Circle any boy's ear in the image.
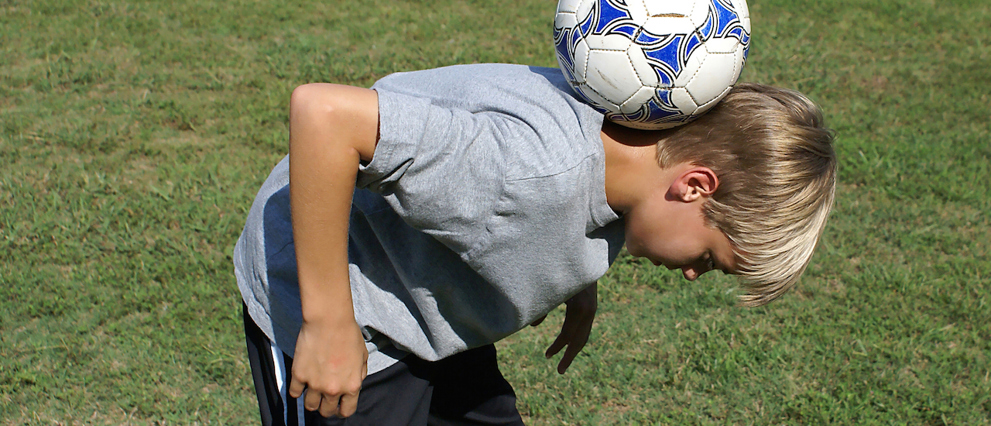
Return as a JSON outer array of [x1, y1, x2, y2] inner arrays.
[[670, 167, 719, 202]]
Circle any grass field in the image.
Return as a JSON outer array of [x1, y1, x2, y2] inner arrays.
[[1, 0, 989, 424]]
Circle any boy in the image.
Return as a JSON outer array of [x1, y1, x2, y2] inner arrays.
[[233, 64, 836, 425]]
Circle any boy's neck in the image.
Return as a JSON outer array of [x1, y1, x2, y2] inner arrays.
[[600, 121, 675, 214]]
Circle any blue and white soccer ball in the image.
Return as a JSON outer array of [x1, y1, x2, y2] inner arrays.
[[554, 0, 751, 129]]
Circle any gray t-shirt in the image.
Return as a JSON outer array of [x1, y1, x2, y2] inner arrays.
[[233, 64, 626, 374]]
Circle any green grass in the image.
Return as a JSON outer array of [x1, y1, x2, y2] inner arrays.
[[1, 0, 989, 424]]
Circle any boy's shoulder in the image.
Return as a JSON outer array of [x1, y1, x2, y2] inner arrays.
[[373, 64, 566, 96], [370, 64, 608, 182], [372, 64, 585, 117]]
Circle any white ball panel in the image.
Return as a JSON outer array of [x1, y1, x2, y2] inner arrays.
[[578, 84, 621, 113], [640, 16, 697, 37], [555, 12, 578, 30], [731, 44, 745, 83], [704, 37, 742, 54], [557, 0, 583, 14], [643, 0, 696, 19], [585, 33, 632, 51], [620, 87, 657, 114], [585, 49, 642, 103], [686, 0, 712, 29], [625, 0, 649, 24], [673, 46, 707, 87], [627, 45, 658, 87], [670, 87, 699, 115], [686, 50, 739, 105], [693, 84, 732, 115], [573, 37, 591, 82], [576, 0, 595, 24]]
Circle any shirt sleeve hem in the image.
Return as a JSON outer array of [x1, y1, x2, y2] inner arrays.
[[357, 89, 432, 187]]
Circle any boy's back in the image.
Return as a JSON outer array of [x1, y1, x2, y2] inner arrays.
[[234, 64, 625, 375]]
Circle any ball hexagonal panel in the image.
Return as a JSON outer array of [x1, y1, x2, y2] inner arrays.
[[585, 48, 642, 104]]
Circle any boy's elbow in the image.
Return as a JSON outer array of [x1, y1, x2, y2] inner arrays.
[[288, 83, 350, 154], [290, 83, 342, 122], [288, 83, 380, 161]]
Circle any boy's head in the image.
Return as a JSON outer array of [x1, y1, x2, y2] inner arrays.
[[653, 83, 837, 306]]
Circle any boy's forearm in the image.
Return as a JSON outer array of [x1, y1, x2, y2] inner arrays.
[[288, 83, 379, 324]]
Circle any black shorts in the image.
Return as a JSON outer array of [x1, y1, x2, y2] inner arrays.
[[243, 304, 526, 426]]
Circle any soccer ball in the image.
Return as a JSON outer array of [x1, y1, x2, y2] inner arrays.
[[554, 0, 751, 130]]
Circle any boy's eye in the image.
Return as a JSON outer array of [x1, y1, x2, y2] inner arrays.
[[704, 252, 716, 271]]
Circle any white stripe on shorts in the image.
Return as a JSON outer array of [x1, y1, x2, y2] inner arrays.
[[269, 342, 305, 426], [270, 344, 288, 425]]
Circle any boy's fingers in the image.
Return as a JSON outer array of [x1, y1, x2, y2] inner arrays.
[[546, 284, 597, 370], [545, 317, 578, 357], [303, 388, 323, 412], [552, 299, 595, 373], [288, 376, 306, 399], [557, 341, 584, 374], [545, 336, 566, 358], [557, 328, 590, 374], [547, 303, 594, 357], [318, 394, 339, 418], [339, 392, 360, 417]]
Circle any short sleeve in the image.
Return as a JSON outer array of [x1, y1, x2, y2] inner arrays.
[[356, 91, 431, 191], [355, 89, 514, 257]]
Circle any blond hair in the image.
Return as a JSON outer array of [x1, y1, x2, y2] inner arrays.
[[656, 83, 837, 306]]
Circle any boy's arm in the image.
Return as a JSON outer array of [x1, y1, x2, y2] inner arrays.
[[285, 83, 379, 418]]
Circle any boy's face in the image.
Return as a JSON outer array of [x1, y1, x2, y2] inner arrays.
[[622, 168, 738, 280]]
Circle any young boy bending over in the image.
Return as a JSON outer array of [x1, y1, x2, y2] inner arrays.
[[233, 64, 836, 425]]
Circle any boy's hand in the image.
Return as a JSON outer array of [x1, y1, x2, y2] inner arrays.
[[288, 318, 368, 418], [537, 282, 598, 374]]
